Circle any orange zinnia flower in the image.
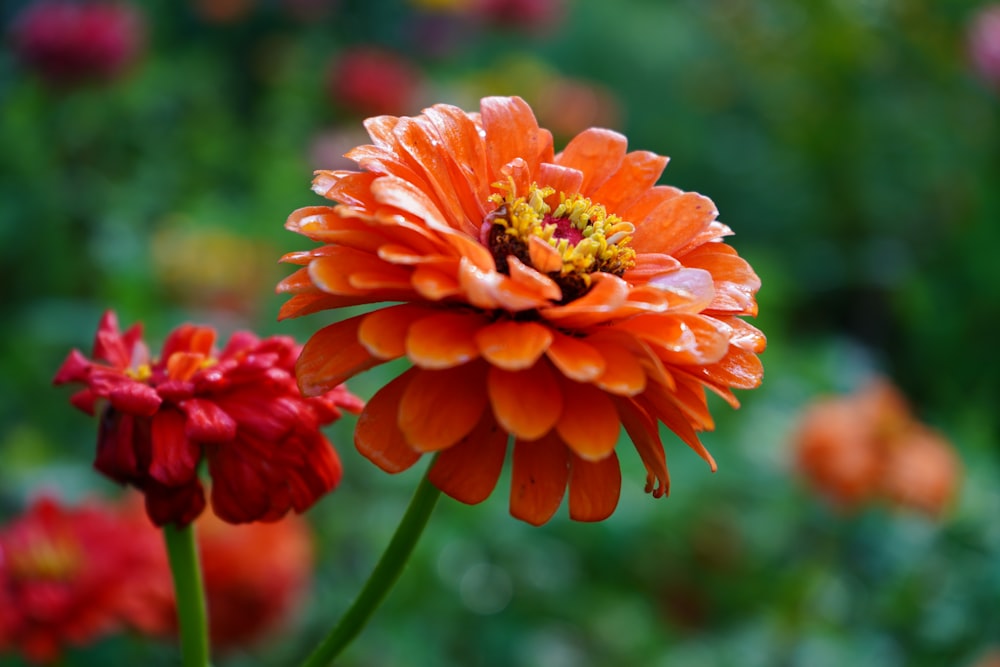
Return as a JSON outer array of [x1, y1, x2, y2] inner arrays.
[[279, 96, 765, 525], [793, 379, 962, 517]]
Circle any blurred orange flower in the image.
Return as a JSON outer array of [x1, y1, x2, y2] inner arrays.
[[139, 506, 315, 650], [279, 96, 765, 525], [793, 379, 961, 517], [0, 497, 166, 665]]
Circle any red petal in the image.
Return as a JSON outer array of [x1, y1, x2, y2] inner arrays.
[[296, 315, 384, 396], [182, 398, 237, 443], [109, 381, 162, 416], [428, 411, 509, 505], [568, 450, 622, 522], [615, 397, 670, 498], [149, 409, 202, 486], [355, 370, 422, 473], [509, 432, 569, 526]]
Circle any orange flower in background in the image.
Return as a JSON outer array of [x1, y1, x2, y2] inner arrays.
[[54, 311, 364, 526], [138, 505, 315, 650], [279, 96, 765, 525], [792, 379, 962, 517], [0, 497, 167, 664]]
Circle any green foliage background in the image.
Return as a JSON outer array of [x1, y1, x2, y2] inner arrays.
[[1, 0, 998, 665]]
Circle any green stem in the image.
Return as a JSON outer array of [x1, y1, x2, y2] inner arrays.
[[163, 522, 211, 667], [301, 465, 442, 667]]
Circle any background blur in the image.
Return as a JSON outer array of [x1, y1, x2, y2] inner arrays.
[[2, 0, 999, 665]]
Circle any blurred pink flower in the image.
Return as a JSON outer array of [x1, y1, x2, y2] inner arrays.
[[969, 4, 1000, 89], [9, 1, 144, 85], [326, 47, 423, 117]]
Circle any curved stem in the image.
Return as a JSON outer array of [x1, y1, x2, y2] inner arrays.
[[301, 466, 442, 667], [163, 522, 211, 667]]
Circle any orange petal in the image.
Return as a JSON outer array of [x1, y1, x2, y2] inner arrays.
[[393, 116, 469, 233], [590, 151, 668, 213], [681, 244, 761, 315], [637, 391, 716, 471], [555, 378, 621, 461], [586, 332, 647, 396], [428, 411, 509, 505], [617, 313, 731, 366], [412, 264, 462, 300], [279, 293, 377, 321], [422, 105, 491, 222], [475, 320, 553, 371], [568, 450, 622, 522], [399, 363, 489, 451], [358, 304, 434, 359], [554, 128, 627, 195], [308, 248, 413, 298], [488, 361, 563, 441], [509, 432, 569, 526], [296, 316, 384, 396], [631, 192, 718, 256], [540, 273, 630, 327], [481, 96, 554, 179], [641, 267, 716, 313], [537, 162, 584, 199], [545, 330, 606, 382], [406, 312, 485, 369], [700, 345, 764, 390], [355, 370, 421, 473], [618, 184, 683, 222], [507, 256, 562, 302], [615, 397, 669, 498], [528, 235, 563, 272]]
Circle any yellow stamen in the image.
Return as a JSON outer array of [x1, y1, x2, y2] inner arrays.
[[8, 536, 82, 581], [487, 181, 636, 288]]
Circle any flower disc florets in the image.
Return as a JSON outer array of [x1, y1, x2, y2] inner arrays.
[[485, 182, 636, 301]]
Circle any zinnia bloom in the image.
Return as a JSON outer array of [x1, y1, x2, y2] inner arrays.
[[0, 496, 167, 664], [138, 505, 315, 649], [10, 1, 144, 85], [54, 311, 363, 526], [793, 379, 961, 517], [279, 96, 765, 525]]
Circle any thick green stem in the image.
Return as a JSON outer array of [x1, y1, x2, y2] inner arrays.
[[301, 466, 442, 667], [163, 522, 211, 667]]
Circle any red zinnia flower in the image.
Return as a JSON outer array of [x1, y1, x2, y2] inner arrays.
[[0, 496, 166, 664], [54, 311, 363, 526], [9, 1, 144, 85], [279, 96, 765, 525], [326, 47, 423, 118]]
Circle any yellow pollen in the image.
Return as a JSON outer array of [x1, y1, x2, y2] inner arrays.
[[127, 363, 152, 381], [8, 536, 82, 581], [487, 181, 636, 284]]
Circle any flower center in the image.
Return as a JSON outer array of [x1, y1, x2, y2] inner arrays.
[[484, 182, 636, 301], [7, 534, 82, 582]]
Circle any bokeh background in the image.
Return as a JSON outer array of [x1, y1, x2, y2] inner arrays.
[[2, 0, 999, 665]]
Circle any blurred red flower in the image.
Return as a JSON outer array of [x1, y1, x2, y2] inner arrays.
[[793, 379, 962, 517], [9, 1, 144, 85], [0, 496, 166, 664], [969, 4, 1000, 90], [139, 506, 315, 649], [279, 96, 765, 525], [326, 47, 423, 118], [54, 311, 363, 526]]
